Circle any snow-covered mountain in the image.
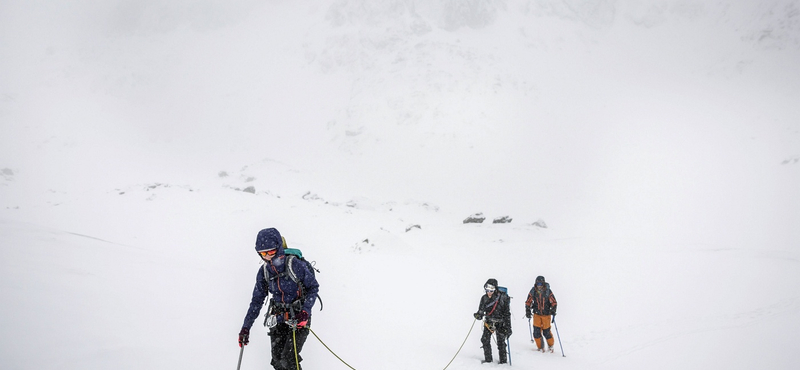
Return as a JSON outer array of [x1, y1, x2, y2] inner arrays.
[[1, 1, 799, 369]]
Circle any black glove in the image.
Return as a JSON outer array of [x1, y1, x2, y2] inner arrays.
[[525, 310, 532, 319], [473, 312, 483, 320], [238, 327, 250, 347], [295, 310, 309, 328]]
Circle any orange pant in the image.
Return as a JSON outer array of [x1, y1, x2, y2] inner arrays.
[[532, 314, 554, 349], [533, 314, 551, 330]]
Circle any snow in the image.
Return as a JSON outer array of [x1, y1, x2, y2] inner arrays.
[[2, 0, 799, 369]]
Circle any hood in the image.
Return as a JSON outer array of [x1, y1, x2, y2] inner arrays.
[[535, 276, 547, 290], [255, 228, 285, 258]]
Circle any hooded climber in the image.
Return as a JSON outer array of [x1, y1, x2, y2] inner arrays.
[[238, 228, 320, 370], [473, 278, 512, 364], [525, 276, 557, 353]]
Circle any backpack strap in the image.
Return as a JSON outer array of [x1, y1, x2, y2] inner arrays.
[[286, 255, 299, 284], [485, 296, 500, 316], [262, 257, 298, 284], [263, 254, 324, 312]]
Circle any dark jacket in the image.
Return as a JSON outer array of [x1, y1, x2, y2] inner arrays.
[[477, 290, 512, 334], [242, 229, 320, 329], [525, 283, 557, 316]]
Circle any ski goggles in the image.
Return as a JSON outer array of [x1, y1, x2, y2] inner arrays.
[[258, 249, 278, 257], [484, 284, 496, 292]]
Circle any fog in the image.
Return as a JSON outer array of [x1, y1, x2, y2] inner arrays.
[[1, 2, 799, 367]]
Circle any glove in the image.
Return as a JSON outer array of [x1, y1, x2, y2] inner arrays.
[[525, 310, 532, 319], [551, 312, 556, 322], [295, 310, 309, 328], [238, 327, 250, 347], [473, 312, 483, 320]]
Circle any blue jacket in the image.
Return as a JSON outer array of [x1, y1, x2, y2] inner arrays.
[[242, 229, 320, 329]]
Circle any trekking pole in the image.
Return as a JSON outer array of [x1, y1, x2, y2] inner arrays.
[[236, 345, 244, 370], [507, 337, 512, 366], [528, 318, 534, 342], [553, 317, 565, 357]]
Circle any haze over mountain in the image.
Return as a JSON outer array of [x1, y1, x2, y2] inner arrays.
[[3, 0, 798, 246], [1, 1, 799, 369]]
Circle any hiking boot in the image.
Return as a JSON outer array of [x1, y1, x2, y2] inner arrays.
[[481, 358, 493, 364], [548, 346, 554, 353]]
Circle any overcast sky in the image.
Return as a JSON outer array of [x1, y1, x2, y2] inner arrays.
[[2, 0, 798, 247]]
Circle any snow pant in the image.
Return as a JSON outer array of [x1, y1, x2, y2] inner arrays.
[[268, 323, 309, 370], [532, 314, 554, 349], [481, 321, 508, 363]]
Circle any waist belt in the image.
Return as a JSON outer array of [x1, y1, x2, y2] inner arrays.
[[270, 299, 302, 313]]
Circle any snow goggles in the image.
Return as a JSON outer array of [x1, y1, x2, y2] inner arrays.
[[259, 249, 278, 257], [484, 284, 496, 292]]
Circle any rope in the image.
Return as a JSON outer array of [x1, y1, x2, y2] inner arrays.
[[307, 318, 477, 370], [308, 328, 358, 370], [441, 317, 478, 370], [293, 328, 301, 370]]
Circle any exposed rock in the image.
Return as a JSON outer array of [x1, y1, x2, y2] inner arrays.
[[1, 168, 13, 182], [463, 212, 485, 224], [405, 224, 421, 232], [302, 192, 323, 201], [492, 216, 512, 224], [532, 219, 548, 228], [242, 186, 256, 194]]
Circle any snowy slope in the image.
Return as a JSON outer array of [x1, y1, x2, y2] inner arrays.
[[1, 0, 799, 369]]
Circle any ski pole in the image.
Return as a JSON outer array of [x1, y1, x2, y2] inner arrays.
[[553, 317, 565, 357], [507, 337, 512, 366], [236, 345, 244, 370], [528, 318, 534, 342]]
